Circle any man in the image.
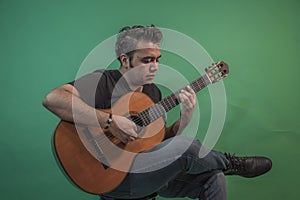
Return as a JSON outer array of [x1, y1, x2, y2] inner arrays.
[[43, 25, 272, 200]]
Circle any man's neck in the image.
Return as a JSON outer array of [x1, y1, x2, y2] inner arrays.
[[118, 68, 143, 92]]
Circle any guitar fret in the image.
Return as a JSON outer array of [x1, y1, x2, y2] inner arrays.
[[140, 110, 150, 125], [145, 109, 152, 124], [158, 104, 166, 116], [198, 79, 204, 91], [193, 76, 205, 93], [148, 107, 156, 123], [191, 82, 198, 92], [153, 104, 163, 121], [203, 74, 211, 85], [135, 113, 146, 125], [171, 93, 179, 107], [167, 94, 177, 111], [164, 96, 171, 112], [160, 100, 169, 113], [153, 104, 161, 118]]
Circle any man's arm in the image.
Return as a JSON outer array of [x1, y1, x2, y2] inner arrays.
[[164, 85, 196, 139], [42, 84, 108, 127], [42, 84, 138, 143]]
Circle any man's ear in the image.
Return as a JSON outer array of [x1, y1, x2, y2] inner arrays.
[[119, 54, 129, 68]]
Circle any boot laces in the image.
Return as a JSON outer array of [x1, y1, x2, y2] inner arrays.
[[225, 153, 246, 172]]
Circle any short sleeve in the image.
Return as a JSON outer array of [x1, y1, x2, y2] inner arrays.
[[142, 84, 162, 103], [68, 70, 106, 108]]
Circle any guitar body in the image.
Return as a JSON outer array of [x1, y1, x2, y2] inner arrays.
[[53, 92, 166, 194]]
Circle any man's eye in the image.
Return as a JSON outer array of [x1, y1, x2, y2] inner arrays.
[[141, 57, 160, 64], [142, 59, 152, 64]]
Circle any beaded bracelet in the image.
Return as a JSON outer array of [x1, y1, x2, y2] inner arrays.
[[104, 113, 113, 129]]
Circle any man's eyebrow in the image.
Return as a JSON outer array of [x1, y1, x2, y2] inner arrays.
[[141, 55, 162, 59]]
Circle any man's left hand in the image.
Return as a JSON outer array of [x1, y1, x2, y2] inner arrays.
[[178, 85, 196, 130]]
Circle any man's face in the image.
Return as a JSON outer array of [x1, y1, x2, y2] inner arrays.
[[126, 40, 161, 86]]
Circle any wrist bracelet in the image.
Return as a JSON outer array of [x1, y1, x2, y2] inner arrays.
[[104, 113, 113, 129]]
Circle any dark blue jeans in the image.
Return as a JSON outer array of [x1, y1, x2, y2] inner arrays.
[[102, 136, 229, 200]]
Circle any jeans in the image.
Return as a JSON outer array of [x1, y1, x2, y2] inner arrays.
[[101, 136, 229, 200]]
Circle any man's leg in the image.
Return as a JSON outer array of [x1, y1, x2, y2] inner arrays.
[[102, 136, 228, 199], [102, 136, 271, 199], [158, 171, 227, 200]]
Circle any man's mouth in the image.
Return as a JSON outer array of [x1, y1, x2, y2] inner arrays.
[[146, 74, 156, 78]]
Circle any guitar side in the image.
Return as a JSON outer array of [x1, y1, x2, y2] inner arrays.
[[53, 121, 129, 194]]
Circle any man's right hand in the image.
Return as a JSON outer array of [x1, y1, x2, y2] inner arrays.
[[107, 115, 138, 144]]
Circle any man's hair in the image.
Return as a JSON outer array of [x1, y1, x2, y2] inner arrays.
[[115, 25, 163, 62]]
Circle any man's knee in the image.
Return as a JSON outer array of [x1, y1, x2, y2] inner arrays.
[[213, 172, 226, 187], [202, 172, 227, 200]]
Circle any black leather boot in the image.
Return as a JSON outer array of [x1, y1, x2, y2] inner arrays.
[[224, 153, 272, 178]]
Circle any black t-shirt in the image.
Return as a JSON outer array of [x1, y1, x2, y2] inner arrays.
[[69, 69, 162, 109]]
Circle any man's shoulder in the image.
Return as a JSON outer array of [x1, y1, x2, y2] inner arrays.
[[143, 83, 161, 103], [69, 69, 118, 86], [93, 69, 122, 80], [143, 83, 160, 91]]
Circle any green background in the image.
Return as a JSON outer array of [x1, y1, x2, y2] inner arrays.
[[1, 0, 299, 199]]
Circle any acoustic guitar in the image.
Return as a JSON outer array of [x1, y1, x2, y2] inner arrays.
[[53, 61, 229, 194]]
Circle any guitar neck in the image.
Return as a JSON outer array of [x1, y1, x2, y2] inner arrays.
[[138, 74, 211, 126], [159, 74, 211, 112]]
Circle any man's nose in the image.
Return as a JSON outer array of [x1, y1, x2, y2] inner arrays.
[[149, 61, 158, 72]]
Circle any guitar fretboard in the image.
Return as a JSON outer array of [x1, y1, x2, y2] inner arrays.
[[135, 74, 211, 126]]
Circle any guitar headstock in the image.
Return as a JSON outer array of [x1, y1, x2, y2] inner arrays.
[[205, 61, 229, 83]]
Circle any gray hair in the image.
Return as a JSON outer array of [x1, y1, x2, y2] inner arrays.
[[115, 25, 163, 62]]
